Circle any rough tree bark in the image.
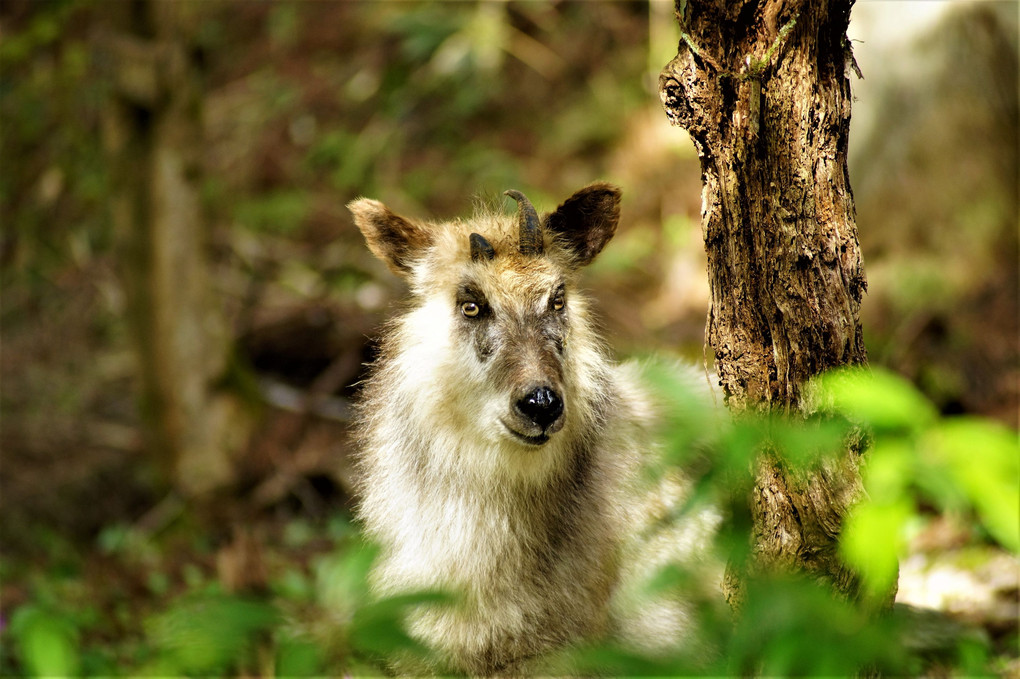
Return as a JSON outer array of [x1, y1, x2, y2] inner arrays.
[[102, 0, 238, 496], [658, 0, 872, 603]]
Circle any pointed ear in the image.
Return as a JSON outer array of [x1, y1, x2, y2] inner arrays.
[[348, 198, 431, 276], [544, 182, 621, 267]]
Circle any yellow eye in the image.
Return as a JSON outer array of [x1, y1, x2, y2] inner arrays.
[[461, 301, 481, 318], [551, 294, 565, 311]]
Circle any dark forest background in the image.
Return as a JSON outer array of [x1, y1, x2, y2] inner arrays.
[[1, 1, 1016, 675]]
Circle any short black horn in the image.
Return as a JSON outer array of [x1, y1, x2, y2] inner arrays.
[[469, 232, 495, 262], [504, 189, 543, 256]]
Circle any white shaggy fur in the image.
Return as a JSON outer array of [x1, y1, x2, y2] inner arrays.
[[348, 185, 719, 675]]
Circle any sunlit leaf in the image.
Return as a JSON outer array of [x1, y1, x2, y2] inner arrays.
[[841, 498, 913, 601], [814, 367, 938, 432], [717, 419, 768, 475], [861, 439, 913, 503], [9, 605, 79, 678], [927, 418, 1020, 551]]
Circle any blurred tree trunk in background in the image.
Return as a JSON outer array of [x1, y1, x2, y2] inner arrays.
[[102, 0, 237, 496], [659, 0, 874, 604]]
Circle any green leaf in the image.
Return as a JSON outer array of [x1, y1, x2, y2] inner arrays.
[[9, 605, 80, 678], [814, 367, 938, 432], [547, 641, 691, 676], [145, 593, 279, 675], [861, 439, 914, 504], [635, 357, 725, 465], [927, 418, 1020, 551], [841, 498, 913, 601], [315, 541, 379, 616], [271, 567, 313, 601], [764, 414, 851, 468], [349, 591, 452, 663], [640, 562, 695, 598], [275, 633, 326, 676], [729, 576, 913, 676]]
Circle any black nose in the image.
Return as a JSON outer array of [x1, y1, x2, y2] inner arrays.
[[515, 386, 563, 430]]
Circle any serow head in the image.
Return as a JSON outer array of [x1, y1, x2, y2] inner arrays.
[[348, 183, 621, 448]]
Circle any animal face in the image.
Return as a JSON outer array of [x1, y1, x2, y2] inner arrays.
[[452, 251, 570, 445], [349, 184, 621, 453]]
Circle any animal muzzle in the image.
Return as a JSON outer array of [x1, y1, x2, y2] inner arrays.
[[504, 384, 565, 446]]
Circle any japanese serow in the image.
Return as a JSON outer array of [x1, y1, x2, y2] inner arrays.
[[348, 184, 712, 675]]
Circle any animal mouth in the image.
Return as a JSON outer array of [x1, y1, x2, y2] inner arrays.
[[501, 421, 551, 446]]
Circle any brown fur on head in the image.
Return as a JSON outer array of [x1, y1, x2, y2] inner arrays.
[[349, 184, 622, 460], [349, 182, 620, 277]]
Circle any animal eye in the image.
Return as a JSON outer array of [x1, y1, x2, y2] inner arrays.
[[461, 301, 481, 318], [551, 293, 565, 311]]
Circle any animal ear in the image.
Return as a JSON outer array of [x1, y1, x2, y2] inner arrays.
[[348, 198, 431, 276], [544, 182, 621, 267]]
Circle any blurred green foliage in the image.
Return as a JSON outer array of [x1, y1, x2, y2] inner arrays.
[[4, 366, 1015, 676], [816, 370, 1019, 604], [1, 0, 110, 292], [142, 594, 279, 675], [7, 605, 81, 678], [2, 519, 439, 676]]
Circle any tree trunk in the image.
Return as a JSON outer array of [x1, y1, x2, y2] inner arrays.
[[102, 0, 238, 496], [658, 0, 871, 602]]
